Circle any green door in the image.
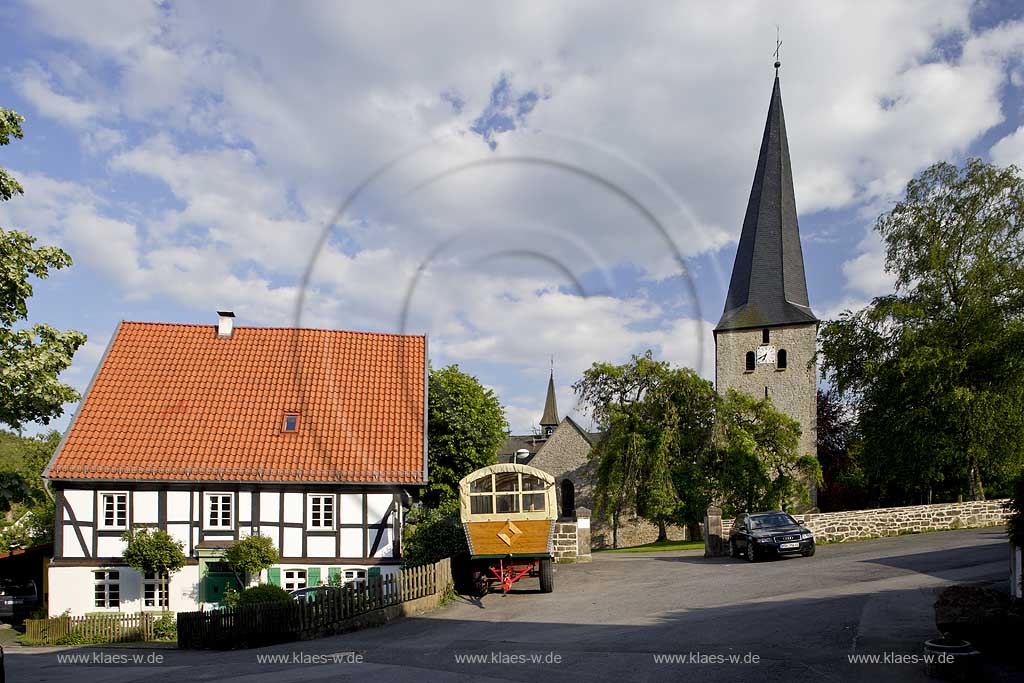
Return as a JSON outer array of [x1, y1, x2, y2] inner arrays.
[[200, 560, 241, 604]]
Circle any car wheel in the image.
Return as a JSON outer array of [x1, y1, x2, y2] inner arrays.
[[747, 543, 757, 562], [802, 545, 815, 558], [729, 540, 738, 558]]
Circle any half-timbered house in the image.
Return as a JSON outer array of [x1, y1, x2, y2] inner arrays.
[[43, 313, 427, 615]]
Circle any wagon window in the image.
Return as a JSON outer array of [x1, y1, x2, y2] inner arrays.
[[471, 495, 494, 514], [495, 492, 520, 513], [470, 475, 493, 493], [522, 474, 546, 491], [495, 472, 519, 491], [523, 493, 545, 512]]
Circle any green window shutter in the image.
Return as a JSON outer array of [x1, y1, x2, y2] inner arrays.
[[368, 567, 381, 578], [267, 567, 281, 586], [328, 567, 341, 584], [307, 567, 321, 587]]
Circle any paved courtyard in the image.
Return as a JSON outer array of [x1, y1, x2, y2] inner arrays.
[[5, 527, 1015, 682]]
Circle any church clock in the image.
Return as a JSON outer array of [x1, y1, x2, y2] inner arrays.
[[755, 345, 776, 364]]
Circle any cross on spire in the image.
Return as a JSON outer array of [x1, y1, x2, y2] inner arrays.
[[774, 25, 782, 73]]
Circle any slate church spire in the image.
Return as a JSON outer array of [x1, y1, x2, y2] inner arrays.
[[540, 367, 559, 437], [716, 68, 817, 331]]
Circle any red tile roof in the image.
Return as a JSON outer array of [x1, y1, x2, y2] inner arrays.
[[46, 322, 426, 483]]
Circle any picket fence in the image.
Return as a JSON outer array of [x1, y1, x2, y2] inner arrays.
[[24, 612, 164, 645], [177, 559, 450, 649]]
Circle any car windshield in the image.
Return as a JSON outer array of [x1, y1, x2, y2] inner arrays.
[[749, 513, 796, 529], [0, 580, 35, 596]]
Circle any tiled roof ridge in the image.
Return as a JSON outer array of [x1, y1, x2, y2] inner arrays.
[[119, 320, 425, 338]]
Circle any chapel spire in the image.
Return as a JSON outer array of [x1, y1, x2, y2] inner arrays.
[[540, 366, 559, 436], [716, 68, 816, 331]]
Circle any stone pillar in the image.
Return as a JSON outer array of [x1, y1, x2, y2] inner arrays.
[[575, 507, 592, 563], [704, 505, 724, 557]]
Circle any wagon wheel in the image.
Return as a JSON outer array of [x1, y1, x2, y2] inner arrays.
[[539, 558, 554, 593], [472, 571, 488, 597]]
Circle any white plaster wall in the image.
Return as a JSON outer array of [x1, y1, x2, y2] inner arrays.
[[261, 524, 280, 548], [167, 523, 190, 552], [307, 535, 335, 557], [239, 491, 252, 522], [166, 491, 190, 522], [133, 491, 158, 524], [340, 528, 362, 556], [283, 526, 302, 556], [48, 565, 201, 616], [369, 527, 393, 558], [192, 492, 200, 521], [339, 494, 362, 524], [283, 492, 303, 524], [64, 490, 93, 522], [96, 535, 126, 558], [260, 492, 280, 523], [62, 525, 87, 557], [367, 494, 392, 524]]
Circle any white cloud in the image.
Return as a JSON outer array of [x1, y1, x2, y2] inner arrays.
[[14, 65, 100, 127]]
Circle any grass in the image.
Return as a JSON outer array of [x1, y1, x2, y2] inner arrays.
[[599, 539, 705, 553]]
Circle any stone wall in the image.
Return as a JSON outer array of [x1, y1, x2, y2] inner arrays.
[[720, 499, 1009, 544], [552, 510, 592, 563]]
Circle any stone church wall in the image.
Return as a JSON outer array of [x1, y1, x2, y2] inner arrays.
[[719, 499, 1009, 543]]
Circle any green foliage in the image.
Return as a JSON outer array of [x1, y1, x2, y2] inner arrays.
[[222, 586, 241, 608], [152, 613, 177, 641], [225, 534, 279, 583], [1007, 472, 1024, 548], [0, 429, 60, 549], [402, 499, 467, 567], [821, 159, 1024, 504], [1, 108, 25, 201], [122, 528, 187, 578], [238, 583, 292, 605], [709, 390, 820, 516], [575, 352, 719, 542], [0, 106, 86, 429], [424, 364, 507, 507], [816, 390, 868, 511]]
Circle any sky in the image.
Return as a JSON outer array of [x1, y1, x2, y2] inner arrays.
[[2, 0, 1024, 437]]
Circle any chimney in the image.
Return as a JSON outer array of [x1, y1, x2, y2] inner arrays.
[[217, 310, 236, 337]]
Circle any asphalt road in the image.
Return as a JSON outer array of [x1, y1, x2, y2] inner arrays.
[[5, 528, 1014, 682]]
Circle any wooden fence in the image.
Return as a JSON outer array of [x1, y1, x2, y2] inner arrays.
[[24, 612, 161, 645], [178, 559, 451, 649]]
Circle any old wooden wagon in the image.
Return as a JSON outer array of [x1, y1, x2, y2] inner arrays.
[[458, 463, 557, 594]]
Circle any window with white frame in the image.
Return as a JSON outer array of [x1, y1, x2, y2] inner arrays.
[[283, 569, 307, 591], [343, 569, 366, 586], [308, 495, 335, 528], [143, 572, 168, 608], [94, 570, 120, 608], [205, 493, 233, 529], [99, 492, 128, 529]]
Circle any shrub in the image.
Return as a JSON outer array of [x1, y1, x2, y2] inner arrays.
[[1007, 472, 1024, 548], [225, 535, 279, 584], [152, 613, 177, 641], [402, 499, 467, 567], [238, 584, 292, 605]]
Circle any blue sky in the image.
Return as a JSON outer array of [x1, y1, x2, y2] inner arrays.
[[2, 0, 1024, 436]]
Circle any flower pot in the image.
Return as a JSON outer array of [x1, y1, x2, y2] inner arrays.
[[923, 637, 979, 681]]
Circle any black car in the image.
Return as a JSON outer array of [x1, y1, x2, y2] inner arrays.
[[728, 511, 815, 561], [0, 578, 38, 624]]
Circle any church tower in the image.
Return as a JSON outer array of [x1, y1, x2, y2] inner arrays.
[[714, 66, 818, 484], [539, 370, 559, 438]]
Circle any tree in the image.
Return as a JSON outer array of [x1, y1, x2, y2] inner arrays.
[[708, 390, 820, 516], [821, 159, 1024, 503], [575, 352, 717, 545], [0, 107, 86, 429], [0, 429, 60, 549], [423, 365, 507, 507], [224, 534, 279, 586], [121, 528, 187, 610], [401, 499, 467, 567], [815, 389, 867, 512]]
